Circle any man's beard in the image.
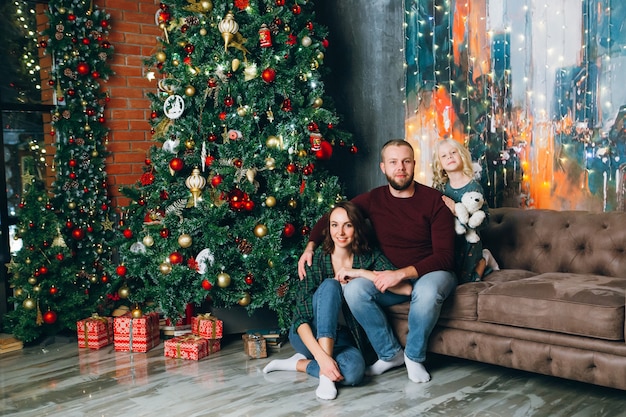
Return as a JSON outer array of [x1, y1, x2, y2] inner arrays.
[[386, 172, 414, 191]]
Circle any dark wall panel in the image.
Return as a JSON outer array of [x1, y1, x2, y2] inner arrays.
[[316, 0, 405, 197]]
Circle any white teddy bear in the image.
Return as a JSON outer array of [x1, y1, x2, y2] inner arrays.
[[454, 191, 487, 244]]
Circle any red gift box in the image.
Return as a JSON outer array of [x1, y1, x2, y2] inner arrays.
[[191, 314, 223, 339], [164, 335, 221, 360], [77, 314, 114, 349], [113, 312, 160, 352]]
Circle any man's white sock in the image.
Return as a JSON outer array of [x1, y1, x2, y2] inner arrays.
[[365, 349, 405, 376], [404, 353, 431, 383], [262, 353, 306, 373]]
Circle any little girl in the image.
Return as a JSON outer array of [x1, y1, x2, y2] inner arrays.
[[432, 138, 497, 283]]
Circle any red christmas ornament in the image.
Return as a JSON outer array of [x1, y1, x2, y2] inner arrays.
[[69, 172, 77, 180], [76, 62, 90, 76], [244, 273, 254, 285], [208, 133, 218, 142], [201, 279, 212, 290], [184, 43, 195, 54], [169, 157, 184, 171], [316, 140, 333, 160], [92, 71, 101, 79], [68, 13, 76, 21], [116, 265, 127, 276], [224, 96, 234, 107], [56, 253, 64, 261], [67, 88, 76, 96], [210, 174, 223, 187], [219, 112, 227, 120], [150, 111, 158, 119], [160, 228, 170, 238], [244, 200, 255, 211], [49, 286, 58, 295], [261, 67, 276, 83], [350, 145, 359, 154], [283, 223, 296, 238], [123, 228, 134, 239], [208, 78, 218, 88], [301, 225, 311, 236], [66, 220, 73, 228], [101, 275, 109, 283], [291, 4, 301, 14], [307, 122, 319, 132], [276, 0, 285, 5], [169, 251, 183, 264], [322, 39, 329, 48], [72, 228, 85, 240], [82, 38, 90, 45], [281, 98, 292, 112], [68, 159, 77, 168], [286, 163, 298, 173], [43, 310, 57, 325], [87, 225, 94, 233], [40, 266, 49, 275]]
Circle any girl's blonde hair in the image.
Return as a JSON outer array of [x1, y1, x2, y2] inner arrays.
[[431, 138, 475, 191]]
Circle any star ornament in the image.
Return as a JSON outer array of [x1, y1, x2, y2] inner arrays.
[[102, 215, 114, 231], [5, 258, 18, 273]]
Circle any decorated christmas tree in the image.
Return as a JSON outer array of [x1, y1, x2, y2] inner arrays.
[[108, 0, 356, 327], [4, 0, 115, 342]]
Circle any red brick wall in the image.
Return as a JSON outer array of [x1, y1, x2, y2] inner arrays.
[[102, 0, 160, 208]]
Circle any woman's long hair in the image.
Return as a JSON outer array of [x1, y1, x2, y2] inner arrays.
[[321, 201, 373, 255]]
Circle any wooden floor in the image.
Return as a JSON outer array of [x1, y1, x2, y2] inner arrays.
[[1, 333, 625, 417]]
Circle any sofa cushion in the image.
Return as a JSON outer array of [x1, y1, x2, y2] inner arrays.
[[477, 273, 626, 340]]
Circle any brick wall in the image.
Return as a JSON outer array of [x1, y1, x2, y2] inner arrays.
[[102, 0, 160, 208]]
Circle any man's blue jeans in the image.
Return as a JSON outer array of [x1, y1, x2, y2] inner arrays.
[[289, 279, 365, 386], [343, 270, 457, 363]]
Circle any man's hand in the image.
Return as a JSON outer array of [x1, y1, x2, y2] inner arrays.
[[297, 248, 315, 280], [372, 269, 405, 293]]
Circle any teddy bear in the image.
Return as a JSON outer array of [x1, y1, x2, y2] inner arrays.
[[454, 191, 487, 243]]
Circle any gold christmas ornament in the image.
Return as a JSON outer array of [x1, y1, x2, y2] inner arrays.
[[118, 286, 130, 299], [68, 202, 76, 210], [185, 167, 206, 207], [131, 306, 143, 318], [178, 233, 193, 248], [266, 135, 282, 149], [301, 36, 312, 47], [159, 262, 172, 274], [268, 259, 275, 268], [218, 12, 239, 50], [298, 149, 308, 158], [199, 28, 207, 36], [155, 51, 166, 62], [201, 0, 213, 12], [143, 235, 154, 247], [22, 297, 36, 310], [185, 138, 195, 149], [28, 277, 37, 285], [217, 272, 231, 288], [231, 58, 241, 71], [265, 157, 276, 170], [33, 285, 41, 293], [185, 86, 196, 97], [237, 106, 247, 117], [14, 288, 23, 297], [254, 224, 268, 238], [265, 196, 276, 207], [238, 292, 251, 306], [288, 199, 298, 209]]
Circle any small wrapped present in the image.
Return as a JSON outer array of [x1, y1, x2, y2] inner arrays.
[[243, 333, 267, 358], [191, 313, 223, 339], [77, 314, 114, 349], [113, 312, 160, 352], [164, 335, 221, 360]]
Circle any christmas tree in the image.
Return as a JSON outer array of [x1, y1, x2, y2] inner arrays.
[[108, 0, 356, 327], [4, 0, 116, 342]]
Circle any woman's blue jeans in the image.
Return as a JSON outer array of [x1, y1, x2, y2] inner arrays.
[[288, 279, 365, 386], [343, 270, 457, 363]]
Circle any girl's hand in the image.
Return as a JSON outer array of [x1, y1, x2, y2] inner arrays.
[[442, 195, 456, 214], [317, 352, 344, 382], [335, 268, 359, 284]]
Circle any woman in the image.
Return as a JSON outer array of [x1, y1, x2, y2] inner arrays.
[[263, 201, 407, 399]]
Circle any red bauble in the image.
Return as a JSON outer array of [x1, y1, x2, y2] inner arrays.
[[101, 275, 109, 283], [43, 310, 57, 325], [201, 279, 212, 290], [49, 286, 58, 295], [169, 251, 183, 264], [169, 157, 184, 171], [208, 133, 218, 142], [76, 62, 90, 76], [72, 228, 85, 240], [307, 122, 318, 132], [150, 111, 158, 119], [56, 253, 64, 261], [69, 172, 77, 180], [210, 174, 223, 187], [316, 140, 333, 160], [244, 273, 254, 285], [123, 228, 133, 239], [66, 220, 73, 229], [68, 159, 77, 167], [350, 145, 359, 154], [244, 200, 255, 211], [286, 163, 298, 173], [115, 265, 127, 276], [160, 228, 170, 238], [224, 96, 234, 107], [291, 4, 301, 14], [301, 225, 311, 236], [261, 68, 276, 83], [39, 266, 48, 275], [322, 39, 329, 48], [276, 0, 285, 5], [283, 223, 296, 238], [219, 112, 227, 120]]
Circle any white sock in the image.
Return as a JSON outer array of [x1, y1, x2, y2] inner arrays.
[[404, 353, 431, 383], [262, 353, 306, 373], [316, 374, 337, 400], [365, 349, 405, 376], [482, 249, 500, 271]]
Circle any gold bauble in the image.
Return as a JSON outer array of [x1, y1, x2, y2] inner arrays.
[[155, 51, 166, 62], [25, 257, 31, 264], [28, 277, 37, 285], [288, 199, 297, 209], [14, 288, 23, 297], [22, 297, 35, 310], [199, 28, 207, 36], [265, 196, 276, 207], [317, 52, 325, 61], [131, 306, 143, 318], [310, 60, 319, 70], [217, 272, 231, 288], [92, 150, 99, 157], [118, 286, 130, 299], [178, 233, 192, 248], [143, 235, 154, 247], [185, 86, 196, 96], [68, 202, 76, 210], [268, 259, 274, 268], [313, 97, 324, 108], [265, 157, 276, 170], [33, 285, 41, 293], [90, 275, 98, 283], [172, 59, 180, 66], [200, 0, 213, 11], [237, 106, 247, 117], [266, 135, 281, 149], [185, 139, 195, 149], [238, 292, 251, 306], [298, 149, 308, 158], [254, 224, 268, 238], [159, 262, 172, 274], [231, 58, 241, 72]]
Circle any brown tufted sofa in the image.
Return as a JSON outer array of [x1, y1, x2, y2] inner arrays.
[[387, 207, 626, 390]]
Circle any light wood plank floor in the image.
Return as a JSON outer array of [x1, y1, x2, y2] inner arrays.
[[1, 334, 625, 417]]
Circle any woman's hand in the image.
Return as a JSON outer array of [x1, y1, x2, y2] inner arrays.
[[316, 352, 344, 382], [335, 267, 360, 284]]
